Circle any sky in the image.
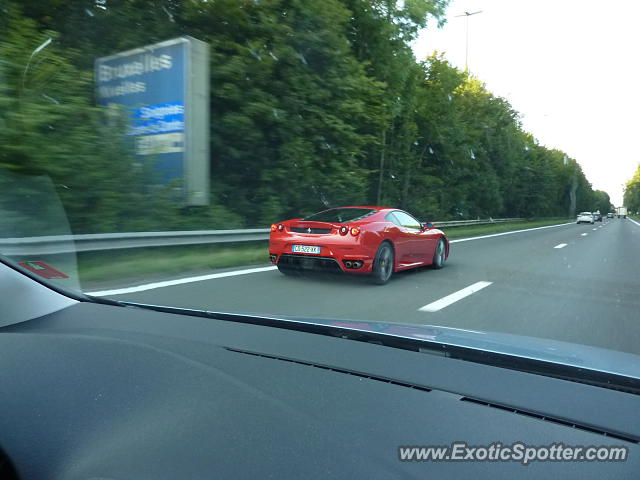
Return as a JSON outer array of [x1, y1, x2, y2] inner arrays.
[[413, 0, 640, 206]]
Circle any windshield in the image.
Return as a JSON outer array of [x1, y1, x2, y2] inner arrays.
[[2, 0, 640, 374], [303, 208, 377, 223]]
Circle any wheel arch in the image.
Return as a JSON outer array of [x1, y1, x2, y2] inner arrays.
[[443, 235, 450, 259]]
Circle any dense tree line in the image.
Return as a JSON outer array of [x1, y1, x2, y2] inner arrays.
[[624, 165, 640, 214], [0, 0, 611, 233]]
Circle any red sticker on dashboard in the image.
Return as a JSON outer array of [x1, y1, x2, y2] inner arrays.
[[18, 261, 69, 279]]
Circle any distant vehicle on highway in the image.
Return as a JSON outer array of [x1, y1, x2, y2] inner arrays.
[[576, 212, 595, 224], [594, 212, 603, 222], [617, 207, 628, 218], [269, 206, 449, 284], [607, 212, 614, 218]]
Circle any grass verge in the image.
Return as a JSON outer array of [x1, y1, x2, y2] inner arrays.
[[78, 218, 571, 288], [78, 241, 268, 288]]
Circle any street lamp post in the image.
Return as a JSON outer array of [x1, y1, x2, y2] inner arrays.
[[455, 10, 483, 72]]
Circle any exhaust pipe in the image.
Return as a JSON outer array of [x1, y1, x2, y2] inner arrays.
[[343, 260, 363, 269]]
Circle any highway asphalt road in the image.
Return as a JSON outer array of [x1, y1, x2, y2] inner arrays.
[[101, 218, 640, 355]]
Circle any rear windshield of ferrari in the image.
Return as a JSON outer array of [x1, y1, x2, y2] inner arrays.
[[303, 208, 377, 223]]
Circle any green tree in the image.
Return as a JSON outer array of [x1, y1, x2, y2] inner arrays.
[[7, 0, 606, 231], [624, 165, 640, 214], [591, 190, 614, 216], [1, 1, 243, 233]]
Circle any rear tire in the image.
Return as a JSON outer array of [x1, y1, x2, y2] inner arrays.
[[370, 242, 394, 285], [431, 238, 446, 269]]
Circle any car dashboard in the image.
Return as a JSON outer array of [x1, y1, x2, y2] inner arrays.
[[1, 298, 639, 479]]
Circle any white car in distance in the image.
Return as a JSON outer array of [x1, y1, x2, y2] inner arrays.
[[576, 212, 595, 224]]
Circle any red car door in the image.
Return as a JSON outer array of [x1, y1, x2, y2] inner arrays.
[[388, 211, 430, 265], [383, 212, 411, 263]]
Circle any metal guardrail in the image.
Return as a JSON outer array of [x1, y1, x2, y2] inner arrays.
[[432, 218, 523, 228], [1, 218, 524, 256], [0, 229, 270, 255]]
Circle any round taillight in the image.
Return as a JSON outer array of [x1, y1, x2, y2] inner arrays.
[[278, 224, 284, 231], [339, 226, 348, 236], [270, 224, 277, 232], [350, 227, 360, 236]]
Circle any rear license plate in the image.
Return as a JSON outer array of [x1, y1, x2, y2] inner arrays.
[[292, 245, 321, 254]]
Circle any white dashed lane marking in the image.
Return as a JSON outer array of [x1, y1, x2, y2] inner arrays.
[[419, 281, 493, 313]]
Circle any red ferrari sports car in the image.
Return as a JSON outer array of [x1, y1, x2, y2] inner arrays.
[[269, 206, 449, 284]]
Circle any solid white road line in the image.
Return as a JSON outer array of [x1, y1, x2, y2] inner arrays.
[[86, 266, 278, 296], [554, 243, 567, 249], [449, 222, 573, 244], [629, 217, 640, 228], [419, 281, 493, 312], [581, 233, 588, 236]]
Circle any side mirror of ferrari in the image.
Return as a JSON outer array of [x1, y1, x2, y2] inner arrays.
[[423, 222, 434, 230]]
